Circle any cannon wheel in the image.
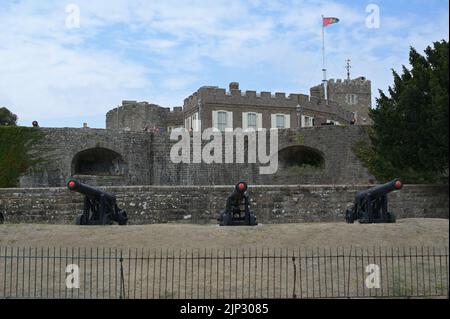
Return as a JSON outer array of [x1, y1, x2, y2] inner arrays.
[[387, 212, 396, 223], [345, 209, 355, 224], [76, 214, 89, 225], [249, 213, 258, 226], [117, 211, 128, 226], [219, 212, 232, 226]]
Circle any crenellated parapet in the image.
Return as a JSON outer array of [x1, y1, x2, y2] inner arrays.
[[310, 77, 372, 124], [183, 82, 354, 123], [106, 100, 179, 131], [184, 85, 304, 109]]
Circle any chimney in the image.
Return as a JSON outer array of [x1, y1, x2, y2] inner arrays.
[[229, 82, 239, 91]]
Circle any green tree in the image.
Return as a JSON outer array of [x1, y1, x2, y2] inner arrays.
[[0, 107, 18, 126], [356, 40, 449, 183], [0, 127, 44, 188]]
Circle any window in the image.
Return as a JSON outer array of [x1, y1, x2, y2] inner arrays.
[[243, 112, 262, 130], [346, 94, 358, 105], [276, 115, 286, 129], [301, 115, 315, 127], [185, 117, 192, 130], [191, 112, 200, 131], [325, 120, 341, 126], [271, 114, 290, 129], [217, 111, 228, 131], [247, 113, 257, 129], [213, 111, 233, 131]]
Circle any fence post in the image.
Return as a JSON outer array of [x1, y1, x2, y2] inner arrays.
[[119, 251, 126, 299]]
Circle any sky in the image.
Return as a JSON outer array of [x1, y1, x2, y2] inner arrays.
[[0, 0, 448, 128]]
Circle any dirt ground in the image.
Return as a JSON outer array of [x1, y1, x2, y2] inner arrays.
[[0, 218, 448, 249]]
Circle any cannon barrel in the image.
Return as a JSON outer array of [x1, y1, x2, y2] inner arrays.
[[67, 179, 116, 201], [356, 179, 402, 199]]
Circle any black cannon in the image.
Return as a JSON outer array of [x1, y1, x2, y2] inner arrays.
[[345, 179, 403, 224], [67, 179, 128, 225], [218, 182, 257, 226], [0, 212, 4, 224]]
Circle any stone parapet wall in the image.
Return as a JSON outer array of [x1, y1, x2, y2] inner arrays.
[[0, 185, 447, 225]]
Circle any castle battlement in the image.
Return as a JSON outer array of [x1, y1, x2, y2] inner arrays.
[[107, 101, 183, 116], [184, 82, 342, 112], [327, 77, 371, 87], [106, 100, 184, 131]]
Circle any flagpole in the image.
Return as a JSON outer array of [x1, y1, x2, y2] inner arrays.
[[322, 15, 325, 69], [321, 15, 328, 102]]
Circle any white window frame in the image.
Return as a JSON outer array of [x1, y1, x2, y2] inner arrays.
[[271, 114, 291, 129], [242, 112, 262, 131], [191, 112, 200, 132], [185, 117, 192, 130], [212, 110, 233, 132], [326, 119, 341, 126], [301, 115, 315, 128], [247, 113, 257, 129]]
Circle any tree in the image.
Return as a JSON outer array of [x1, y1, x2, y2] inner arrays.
[[0, 107, 18, 126], [357, 40, 449, 183], [0, 126, 44, 187]]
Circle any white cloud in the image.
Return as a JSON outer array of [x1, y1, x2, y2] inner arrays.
[[0, 0, 448, 127]]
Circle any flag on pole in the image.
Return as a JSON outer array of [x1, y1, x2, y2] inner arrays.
[[323, 17, 339, 27]]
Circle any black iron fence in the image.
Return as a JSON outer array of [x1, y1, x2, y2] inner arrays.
[[0, 246, 448, 299]]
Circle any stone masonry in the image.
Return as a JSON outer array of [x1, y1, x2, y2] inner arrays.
[[19, 125, 375, 187], [310, 77, 372, 124], [0, 184, 447, 224]]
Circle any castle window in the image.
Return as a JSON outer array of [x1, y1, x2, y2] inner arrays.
[[346, 94, 358, 105], [276, 115, 285, 128], [217, 112, 227, 131], [242, 112, 262, 130], [271, 114, 291, 129], [247, 113, 257, 129], [301, 115, 315, 127], [185, 117, 192, 130], [213, 110, 233, 131], [191, 112, 200, 132]]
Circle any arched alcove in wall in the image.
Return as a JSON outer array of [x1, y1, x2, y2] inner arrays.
[[71, 148, 128, 176], [278, 145, 325, 169]]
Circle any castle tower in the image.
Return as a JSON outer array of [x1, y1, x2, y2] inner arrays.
[[310, 77, 372, 124], [106, 101, 184, 132]]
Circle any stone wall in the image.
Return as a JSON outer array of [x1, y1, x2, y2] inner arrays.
[[19, 128, 153, 187], [0, 184, 447, 225], [18, 125, 376, 187], [106, 101, 169, 131], [310, 77, 372, 124], [184, 83, 355, 129]]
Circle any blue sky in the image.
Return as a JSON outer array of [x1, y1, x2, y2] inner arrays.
[[0, 0, 448, 128]]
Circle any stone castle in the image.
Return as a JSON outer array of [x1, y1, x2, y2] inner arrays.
[[20, 77, 376, 188], [106, 77, 371, 133]]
